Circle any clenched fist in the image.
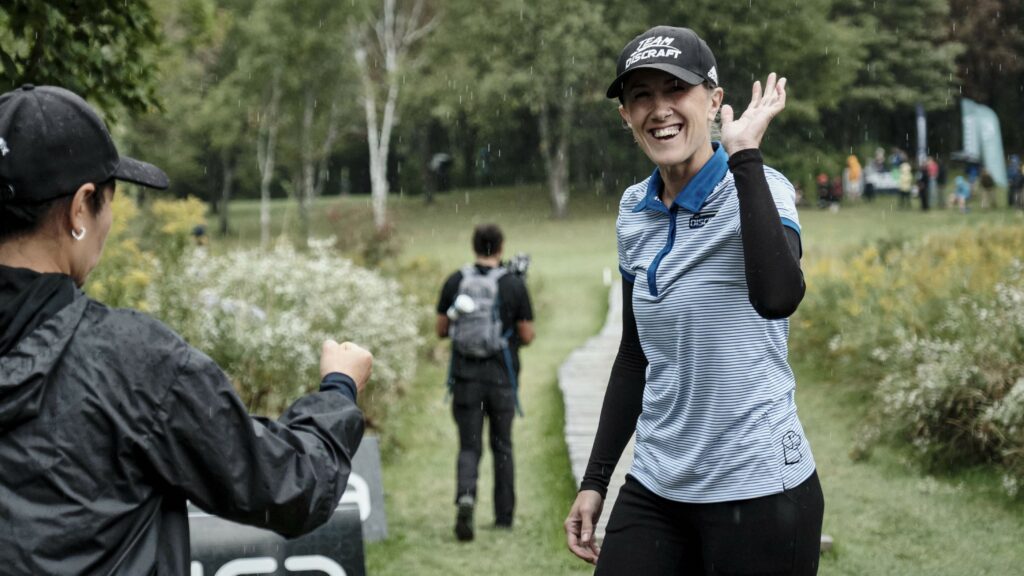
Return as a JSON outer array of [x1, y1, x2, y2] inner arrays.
[[320, 340, 373, 393]]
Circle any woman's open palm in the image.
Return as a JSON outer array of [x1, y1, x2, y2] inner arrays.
[[720, 72, 787, 155]]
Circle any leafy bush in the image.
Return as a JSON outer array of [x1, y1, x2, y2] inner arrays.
[[89, 195, 424, 426], [793, 227, 1024, 496], [86, 194, 156, 309], [876, 273, 1024, 495], [152, 239, 424, 423], [794, 227, 1024, 383]]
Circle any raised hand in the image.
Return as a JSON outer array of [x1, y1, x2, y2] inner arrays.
[[320, 340, 373, 393], [720, 72, 787, 155]]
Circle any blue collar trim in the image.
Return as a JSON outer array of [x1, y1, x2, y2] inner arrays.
[[632, 142, 729, 214]]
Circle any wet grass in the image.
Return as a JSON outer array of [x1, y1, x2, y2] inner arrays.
[[222, 189, 1024, 575]]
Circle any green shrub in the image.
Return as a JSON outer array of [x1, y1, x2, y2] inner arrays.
[[793, 227, 1024, 496], [148, 239, 425, 424], [90, 196, 424, 427]]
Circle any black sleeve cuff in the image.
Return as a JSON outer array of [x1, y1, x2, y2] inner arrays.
[[579, 478, 609, 498], [727, 147, 764, 169], [321, 372, 357, 403]]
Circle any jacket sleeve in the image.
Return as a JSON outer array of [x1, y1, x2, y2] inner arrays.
[[139, 339, 365, 538]]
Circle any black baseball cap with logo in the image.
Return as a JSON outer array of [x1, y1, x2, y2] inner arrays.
[[0, 84, 168, 205], [606, 26, 719, 99]]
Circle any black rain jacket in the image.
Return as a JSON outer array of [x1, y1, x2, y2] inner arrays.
[[0, 266, 365, 575]]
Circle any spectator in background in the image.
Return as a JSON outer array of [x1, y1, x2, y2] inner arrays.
[[829, 175, 843, 212], [1007, 155, 1022, 209], [925, 156, 940, 209], [979, 169, 996, 209], [845, 153, 862, 200], [966, 161, 981, 199], [430, 153, 454, 193], [954, 175, 971, 213], [898, 161, 913, 209], [816, 172, 830, 209], [917, 162, 930, 211], [889, 147, 904, 171]]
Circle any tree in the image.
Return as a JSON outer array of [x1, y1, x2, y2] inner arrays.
[[438, 0, 611, 219], [254, 70, 282, 250], [949, 0, 1024, 151], [123, 0, 255, 228], [826, 0, 962, 150], [0, 0, 160, 118], [352, 0, 437, 232]]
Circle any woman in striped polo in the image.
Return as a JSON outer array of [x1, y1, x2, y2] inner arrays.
[[564, 26, 824, 575]]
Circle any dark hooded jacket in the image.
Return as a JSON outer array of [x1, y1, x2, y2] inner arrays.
[[0, 265, 365, 575]]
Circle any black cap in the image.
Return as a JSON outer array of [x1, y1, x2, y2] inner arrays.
[[0, 85, 168, 205], [607, 26, 718, 99]]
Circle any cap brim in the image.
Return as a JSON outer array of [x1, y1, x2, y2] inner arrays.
[[606, 63, 707, 99], [113, 156, 169, 190]]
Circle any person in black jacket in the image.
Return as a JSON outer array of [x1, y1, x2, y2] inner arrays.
[[0, 85, 371, 575]]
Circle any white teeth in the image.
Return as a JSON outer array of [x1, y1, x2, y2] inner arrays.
[[652, 126, 681, 138]]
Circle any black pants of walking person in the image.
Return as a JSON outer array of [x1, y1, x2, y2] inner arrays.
[[452, 377, 516, 526], [596, 472, 825, 576]]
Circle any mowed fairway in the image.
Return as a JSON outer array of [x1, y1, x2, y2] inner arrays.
[[226, 189, 1024, 575]]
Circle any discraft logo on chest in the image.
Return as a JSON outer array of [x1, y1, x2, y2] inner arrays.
[[688, 211, 717, 229]]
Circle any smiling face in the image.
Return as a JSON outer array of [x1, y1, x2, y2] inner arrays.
[[618, 68, 723, 175]]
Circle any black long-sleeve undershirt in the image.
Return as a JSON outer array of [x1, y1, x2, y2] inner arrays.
[[579, 150, 804, 497], [731, 148, 805, 318]]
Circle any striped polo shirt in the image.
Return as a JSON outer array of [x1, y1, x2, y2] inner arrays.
[[618, 143, 816, 503]]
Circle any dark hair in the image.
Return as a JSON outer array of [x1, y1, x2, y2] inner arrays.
[[0, 179, 114, 243], [472, 224, 504, 257]]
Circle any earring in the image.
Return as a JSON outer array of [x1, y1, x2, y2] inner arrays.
[[71, 227, 87, 241]]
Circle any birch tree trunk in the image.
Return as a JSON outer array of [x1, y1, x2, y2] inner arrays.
[[297, 90, 315, 247], [297, 88, 342, 246], [539, 99, 571, 219], [256, 72, 281, 251], [354, 0, 436, 232], [219, 151, 234, 236]]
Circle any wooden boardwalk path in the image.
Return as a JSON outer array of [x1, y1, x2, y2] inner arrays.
[[558, 282, 632, 541]]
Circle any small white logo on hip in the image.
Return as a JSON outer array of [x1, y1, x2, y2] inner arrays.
[[0, 138, 9, 157]]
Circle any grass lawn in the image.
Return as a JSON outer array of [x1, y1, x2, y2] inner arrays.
[[224, 188, 1024, 575]]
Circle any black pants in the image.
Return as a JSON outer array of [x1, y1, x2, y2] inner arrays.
[[596, 472, 824, 576], [451, 378, 516, 525]]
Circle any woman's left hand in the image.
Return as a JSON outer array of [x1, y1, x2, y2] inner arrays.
[[720, 72, 787, 155]]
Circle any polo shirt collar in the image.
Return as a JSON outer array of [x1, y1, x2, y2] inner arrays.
[[633, 142, 729, 214]]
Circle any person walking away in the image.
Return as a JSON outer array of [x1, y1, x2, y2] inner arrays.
[[565, 26, 823, 575], [436, 224, 534, 541], [0, 85, 372, 575]]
